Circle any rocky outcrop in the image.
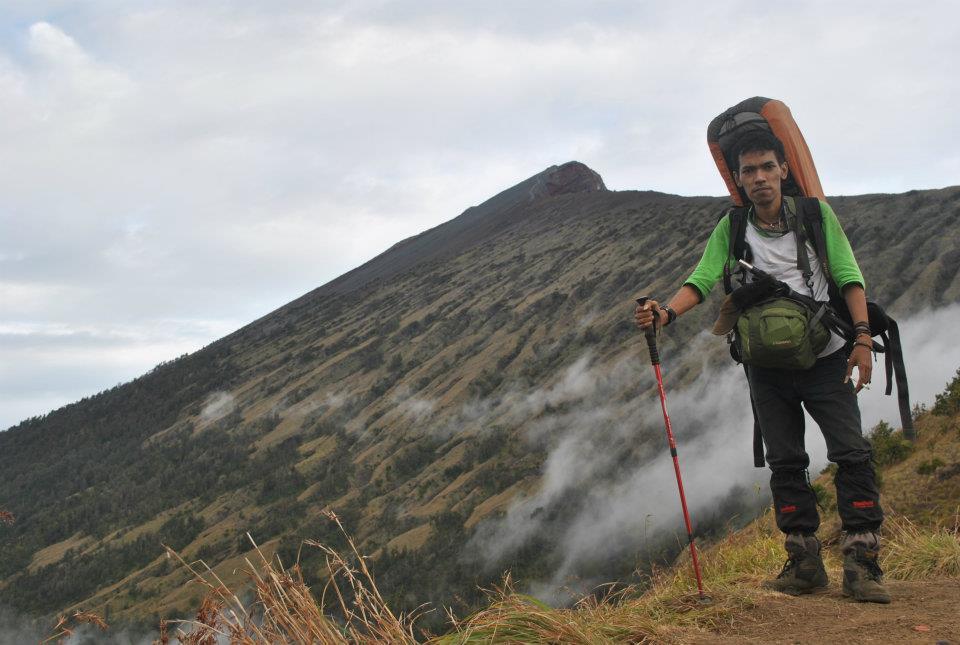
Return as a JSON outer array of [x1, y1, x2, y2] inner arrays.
[[528, 161, 606, 201]]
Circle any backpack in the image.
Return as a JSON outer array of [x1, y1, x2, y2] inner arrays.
[[708, 97, 914, 466], [723, 197, 914, 466]]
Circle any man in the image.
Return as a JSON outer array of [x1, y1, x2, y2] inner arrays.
[[635, 130, 889, 603]]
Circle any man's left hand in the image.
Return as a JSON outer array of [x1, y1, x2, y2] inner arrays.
[[845, 344, 873, 393]]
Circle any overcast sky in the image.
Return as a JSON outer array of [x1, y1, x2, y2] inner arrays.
[[2, 1, 958, 429]]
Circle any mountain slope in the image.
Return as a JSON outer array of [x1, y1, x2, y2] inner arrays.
[[1, 164, 959, 628]]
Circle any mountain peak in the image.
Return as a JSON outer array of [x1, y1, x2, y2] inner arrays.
[[530, 161, 606, 200]]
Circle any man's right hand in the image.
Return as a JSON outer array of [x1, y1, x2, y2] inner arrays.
[[730, 274, 780, 311], [634, 299, 667, 330]]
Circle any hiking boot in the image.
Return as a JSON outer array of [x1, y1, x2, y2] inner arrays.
[[762, 533, 829, 596], [842, 532, 891, 604]]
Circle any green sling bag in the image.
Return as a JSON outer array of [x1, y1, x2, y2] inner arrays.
[[735, 297, 831, 370]]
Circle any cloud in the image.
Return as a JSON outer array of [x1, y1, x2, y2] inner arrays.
[[200, 391, 236, 422], [0, 605, 156, 644], [0, 319, 237, 429], [464, 350, 762, 577], [391, 385, 436, 422], [1, 2, 958, 426], [28, 20, 84, 61], [857, 304, 960, 429], [0, 606, 42, 644]]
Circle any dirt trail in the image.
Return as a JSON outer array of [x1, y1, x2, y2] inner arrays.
[[691, 579, 960, 644]]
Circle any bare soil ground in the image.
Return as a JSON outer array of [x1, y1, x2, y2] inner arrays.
[[691, 579, 960, 644]]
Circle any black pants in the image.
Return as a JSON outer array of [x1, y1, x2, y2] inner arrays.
[[747, 350, 883, 534]]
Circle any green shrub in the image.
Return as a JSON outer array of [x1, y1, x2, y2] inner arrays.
[[387, 353, 404, 373], [869, 421, 913, 466], [916, 458, 945, 476], [933, 368, 960, 416], [912, 402, 928, 420]]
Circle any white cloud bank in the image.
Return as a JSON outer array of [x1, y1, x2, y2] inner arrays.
[[1, 2, 958, 427]]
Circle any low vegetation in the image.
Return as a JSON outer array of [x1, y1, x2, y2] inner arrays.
[[868, 420, 914, 466], [152, 504, 959, 644], [882, 514, 960, 580], [932, 367, 960, 416], [159, 512, 418, 644]]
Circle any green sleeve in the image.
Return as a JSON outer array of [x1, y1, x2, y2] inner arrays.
[[820, 201, 865, 290], [683, 215, 731, 301]]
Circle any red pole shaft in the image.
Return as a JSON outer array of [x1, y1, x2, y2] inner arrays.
[[653, 362, 706, 599], [635, 297, 706, 599]]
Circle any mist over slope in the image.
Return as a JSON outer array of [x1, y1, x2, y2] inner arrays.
[[1, 162, 958, 627]]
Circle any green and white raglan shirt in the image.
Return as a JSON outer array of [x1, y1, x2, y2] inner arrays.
[[684, 198, 864, 357]]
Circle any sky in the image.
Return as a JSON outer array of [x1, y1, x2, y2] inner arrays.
[[1, 1, 959, 429]]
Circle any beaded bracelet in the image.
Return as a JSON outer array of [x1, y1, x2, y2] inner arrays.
[[853, 340, 873, 351]]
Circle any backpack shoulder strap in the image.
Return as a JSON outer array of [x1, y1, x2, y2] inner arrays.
[[744, 364, 766, 468], [883, 317, 916, 440], [722, 206, 750, 295], [797, 197, 828, 263], [786, 196, 816, 295], [724, 208, 766, 466], [796, 196, 847, 306]]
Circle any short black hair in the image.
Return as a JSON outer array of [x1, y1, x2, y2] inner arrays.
[[733, 130, 786, 169]]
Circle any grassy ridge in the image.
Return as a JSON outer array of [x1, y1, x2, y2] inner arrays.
[[154, 509, 958, 643]]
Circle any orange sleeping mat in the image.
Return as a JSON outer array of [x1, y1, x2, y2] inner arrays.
[[707, 97, 825, 206]]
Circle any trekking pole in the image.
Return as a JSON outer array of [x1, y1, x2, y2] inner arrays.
[[636, 297, 709, 603]]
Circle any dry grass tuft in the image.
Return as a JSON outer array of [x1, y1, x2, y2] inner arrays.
[[882, 511, 960, 580], [0, 509, 14, 525], [305, 511, 421, 643], [619, 513, 787, 632], [434, 574, 663, 644], [43, 610, 109, 643], [72, 610, 109, 630], [160, 510, 418, 644]]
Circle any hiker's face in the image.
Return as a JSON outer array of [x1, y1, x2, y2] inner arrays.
[[735, 150, 788, 208]]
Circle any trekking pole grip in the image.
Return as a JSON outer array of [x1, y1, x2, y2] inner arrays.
[[636, 297, 660, 365]]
